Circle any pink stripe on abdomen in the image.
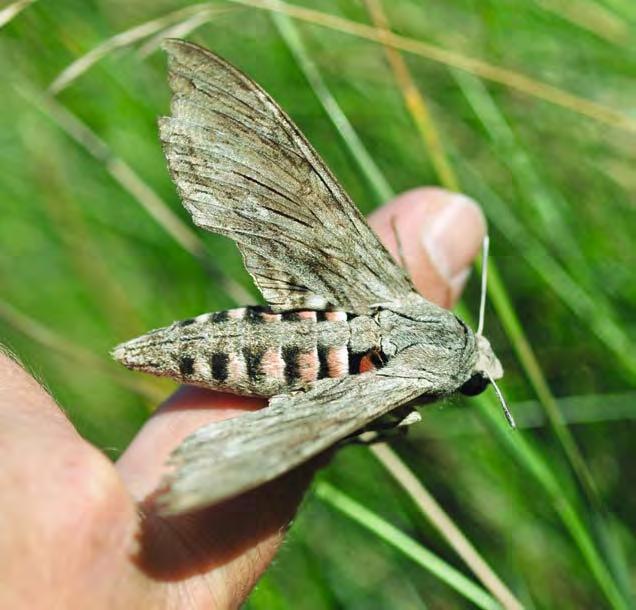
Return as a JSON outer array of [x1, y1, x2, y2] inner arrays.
[[261, 347, 285, 380], [228, 352, 247, 383], [327, 345, 348, 378], [325, 311, 347, 322]]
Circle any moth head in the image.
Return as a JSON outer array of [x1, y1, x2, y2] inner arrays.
[[460, 334, 502, 396], [462, 333, 515, 428]]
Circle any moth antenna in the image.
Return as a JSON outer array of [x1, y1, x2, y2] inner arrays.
[[486, 372, 516, 429], [476, 234, 490, 336]]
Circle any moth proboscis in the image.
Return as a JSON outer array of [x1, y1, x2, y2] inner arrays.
[[113, 39, 511, 515]]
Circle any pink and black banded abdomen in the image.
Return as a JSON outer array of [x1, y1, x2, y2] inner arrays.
[[113, 306, 385, 396]]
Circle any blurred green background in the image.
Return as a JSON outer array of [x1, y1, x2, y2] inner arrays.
[[1, 0, 635, 608]]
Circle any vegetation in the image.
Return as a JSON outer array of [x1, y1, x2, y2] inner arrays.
[[1, 0, 635, 607]]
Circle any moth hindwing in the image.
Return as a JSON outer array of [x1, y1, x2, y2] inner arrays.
[[112, 39, 504, 514]]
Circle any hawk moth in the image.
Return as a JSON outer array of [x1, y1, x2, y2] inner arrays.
[[113, 39, 508, 515]]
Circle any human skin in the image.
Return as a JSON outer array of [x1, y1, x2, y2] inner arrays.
[[0, 187, 486, 610]]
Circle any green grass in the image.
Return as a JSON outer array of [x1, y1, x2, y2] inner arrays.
[[1, 1, 635, 608]]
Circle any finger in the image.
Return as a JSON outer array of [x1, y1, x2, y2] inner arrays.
[[368, 187, 486, 308]]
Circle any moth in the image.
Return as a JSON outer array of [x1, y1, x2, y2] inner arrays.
[[113, 39, 512, 515]]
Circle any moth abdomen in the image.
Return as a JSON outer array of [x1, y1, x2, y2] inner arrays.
[[113, 305, 387, 395], [114, 305, 360, 395]]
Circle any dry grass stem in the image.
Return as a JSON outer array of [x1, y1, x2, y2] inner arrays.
[[0, 0, 37, 29], [137, 7, 232, 58], [364, 0, 458, 191], [49, 3, 217, 94], [371, 444, 525, 610], [0, 298, 165, 402], [229, 0, 636, 133]]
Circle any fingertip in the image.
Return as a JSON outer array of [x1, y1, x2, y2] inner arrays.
[[368, 187, 487, 307]]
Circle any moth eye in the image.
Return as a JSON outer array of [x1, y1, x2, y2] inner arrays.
[[459, 373, 490, 396]]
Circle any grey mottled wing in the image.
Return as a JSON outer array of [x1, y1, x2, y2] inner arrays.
[[157, 371, 426, 514], [159, 39, 414, 313]]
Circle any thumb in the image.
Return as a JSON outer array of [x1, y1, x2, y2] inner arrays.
[[368, 187, 487, 308]]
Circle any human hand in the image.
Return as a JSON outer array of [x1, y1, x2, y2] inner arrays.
[[0, 187, 485, 609]]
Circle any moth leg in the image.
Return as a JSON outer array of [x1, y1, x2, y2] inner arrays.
[[375, 404, 422, 429], [342, 405, 422, 446], [157, 372, 428, 513], [344, 426, 409, 446], [396, 408, 422, 428]]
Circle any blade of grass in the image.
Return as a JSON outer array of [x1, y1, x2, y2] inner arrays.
[[16, 83, 253, 305], [452, 70, 584, 268], [227, 0, 636, 134], [275, 13, 523, 609], [523, 390, 636, 425], [457, 158, 636, 601], [598, 0, 636, 23], [452, 68, 636, 381], [315, 482, 504, 610], [534, 0, 629, 44], [29, 139, 146, 338], [417, 391, 636, 436], [481, 262, 606, 495], [471, 386, 630, 610], [456, 303, 630, 610], [456, 159, 636, 381]]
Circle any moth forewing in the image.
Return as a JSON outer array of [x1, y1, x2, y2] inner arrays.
[[159, 38, 415, 314], [157, 373, 430, 515]]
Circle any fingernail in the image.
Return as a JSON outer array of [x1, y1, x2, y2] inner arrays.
[[421, 193, 486, 285]]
